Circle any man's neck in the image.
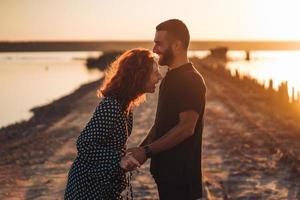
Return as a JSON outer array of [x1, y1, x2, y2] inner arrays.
[[168, 55, 189, 70]]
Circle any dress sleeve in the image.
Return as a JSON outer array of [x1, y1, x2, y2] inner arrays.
[[76, 98, 125, 178], [127, 111, 133, 136]]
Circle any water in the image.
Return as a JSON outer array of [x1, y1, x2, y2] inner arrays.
[[0, 52, 102, 128], [1, 50, 299, 128], [227, 51, 300, 99], [191, 50, 300, 100]]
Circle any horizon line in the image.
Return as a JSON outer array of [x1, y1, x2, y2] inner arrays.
[[2, 40, 300, 51], [2, 39, 300, 43]]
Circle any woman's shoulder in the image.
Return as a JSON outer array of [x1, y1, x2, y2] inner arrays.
[[101, 96, 120, 104], [97, 96, 123, 114]]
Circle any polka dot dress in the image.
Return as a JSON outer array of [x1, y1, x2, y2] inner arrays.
[[64, 97, 133, 199]]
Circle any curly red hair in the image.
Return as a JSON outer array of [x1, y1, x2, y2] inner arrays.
[[98, 48, 154, 112]]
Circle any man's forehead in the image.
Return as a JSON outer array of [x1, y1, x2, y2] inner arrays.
[[155, 30, 168, 40]]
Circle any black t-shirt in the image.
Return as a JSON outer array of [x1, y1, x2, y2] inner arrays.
[[150, 63, 206, 197]]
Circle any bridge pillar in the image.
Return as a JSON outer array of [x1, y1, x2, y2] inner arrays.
[[246, 51, 251, 61]]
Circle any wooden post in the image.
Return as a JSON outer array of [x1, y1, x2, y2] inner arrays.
[[246, 51, 251, 61]]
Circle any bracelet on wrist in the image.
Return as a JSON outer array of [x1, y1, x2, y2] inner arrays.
[[143, 145, 153, 158]]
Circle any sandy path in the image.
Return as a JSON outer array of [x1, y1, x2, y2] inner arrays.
[[201, 64, 300, 199]]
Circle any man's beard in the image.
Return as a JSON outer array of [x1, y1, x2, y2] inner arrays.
[[158, 47, 174, 66]]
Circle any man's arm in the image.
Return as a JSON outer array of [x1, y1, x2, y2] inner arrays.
[[128, 110, 199, 165], [123, 124, 156, 170], [147, 110, 199, 154], [139, 124, 157, 147]]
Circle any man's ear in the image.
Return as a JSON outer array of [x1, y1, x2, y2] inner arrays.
[[176, 40, 184, 51], [173, 40, 181, 52]]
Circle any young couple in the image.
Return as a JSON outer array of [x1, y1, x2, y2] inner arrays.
[[64, 19, 206, 200]]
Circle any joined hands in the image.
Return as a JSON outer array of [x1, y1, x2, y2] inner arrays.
[[120, 147, 147, 172]]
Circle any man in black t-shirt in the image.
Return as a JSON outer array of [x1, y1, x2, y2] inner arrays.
[[127, 19, 206, 200]]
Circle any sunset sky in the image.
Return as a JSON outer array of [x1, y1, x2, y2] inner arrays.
[[1, 0, 300, 41]]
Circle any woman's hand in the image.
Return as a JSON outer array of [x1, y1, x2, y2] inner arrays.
[[120, 152, 141, 172], [126, 147, 147, 165]]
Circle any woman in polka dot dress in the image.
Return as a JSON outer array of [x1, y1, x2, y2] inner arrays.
[[64, 48, 162, 199]]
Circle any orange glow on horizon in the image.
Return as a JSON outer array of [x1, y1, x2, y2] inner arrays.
[[1, 0, 300, 41]]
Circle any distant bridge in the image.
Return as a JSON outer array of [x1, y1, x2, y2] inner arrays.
[[1, 41, 300, 61], [1, 41, 300, 52]]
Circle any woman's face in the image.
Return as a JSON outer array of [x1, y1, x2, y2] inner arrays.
[[144, 61, 162, 93]]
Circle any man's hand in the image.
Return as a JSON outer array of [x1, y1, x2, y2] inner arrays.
[[126, 147, 147, 165], [120, 152, 140, 172]]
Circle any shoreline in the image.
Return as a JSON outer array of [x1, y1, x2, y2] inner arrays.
[[0, 78, 103, 131], [0, 78, 103, 158]]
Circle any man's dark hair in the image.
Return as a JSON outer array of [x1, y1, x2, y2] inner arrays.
[[156, 19, 190, 49]]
